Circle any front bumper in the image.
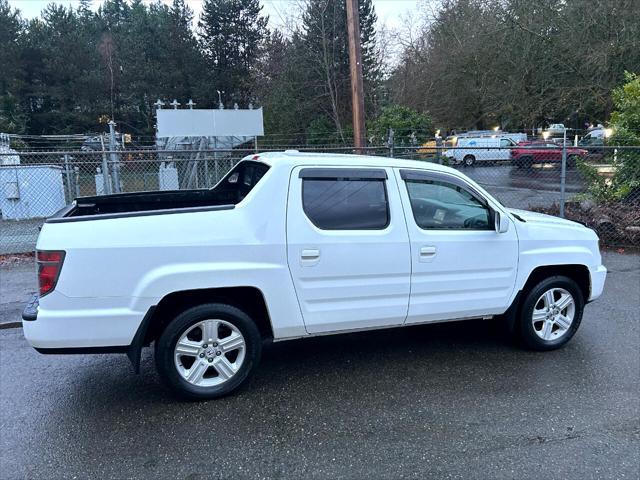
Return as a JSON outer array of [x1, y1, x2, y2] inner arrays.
[[589, 264, 607, 302]]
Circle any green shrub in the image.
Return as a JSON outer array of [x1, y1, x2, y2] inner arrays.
[[368, 105, 433, 146], [578, 72, 640, 203]]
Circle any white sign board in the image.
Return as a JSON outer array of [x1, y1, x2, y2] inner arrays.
[[156, 108, 264, 138]]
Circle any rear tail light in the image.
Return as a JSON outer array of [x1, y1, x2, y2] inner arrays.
[[37, 250, 65, 297]]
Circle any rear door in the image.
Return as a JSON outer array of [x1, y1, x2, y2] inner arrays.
[[395, 168, 519, 323], [286, 166, 411, 334]]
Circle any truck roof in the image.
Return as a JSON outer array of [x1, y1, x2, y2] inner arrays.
[[251, 151, 457, 174]]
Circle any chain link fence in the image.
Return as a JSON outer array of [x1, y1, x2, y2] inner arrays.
[[1, 143, 638, 254]]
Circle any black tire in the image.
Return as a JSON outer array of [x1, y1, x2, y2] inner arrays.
[[155, 303, 262, 400], [517, 276, 584, 351], [463, 154, 476, 166]]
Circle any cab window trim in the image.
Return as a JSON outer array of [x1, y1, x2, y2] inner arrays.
[[399, 169, 490, 208], [299, 167, 388, 180]]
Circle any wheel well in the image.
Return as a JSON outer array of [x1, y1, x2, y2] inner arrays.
[[143, 287, 274, 344], [502, 264, 591, 333], [523, 264, 590, 300]]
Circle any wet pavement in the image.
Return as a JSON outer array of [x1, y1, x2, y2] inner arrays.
[[1, 251, 638, 479], [462, 163, 586, 210], [0, 257, 34, 329]]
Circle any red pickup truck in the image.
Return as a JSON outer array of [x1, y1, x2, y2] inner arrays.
[[511, 142, 588, 168]]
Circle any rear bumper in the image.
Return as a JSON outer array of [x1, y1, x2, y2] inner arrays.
[[589, 264, 607, 302], [21, 294, 157, 374], [22, 294, 39, 321], [21, 292, 155, 349]]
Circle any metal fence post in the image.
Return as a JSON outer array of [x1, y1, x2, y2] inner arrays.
[[63, 154, 72, 201], [388, 128, 394, 158], [213, 136, 218, 183], [99, 135, 112, 195], [559, 128, 567, 218], [108, 120, 121, 193], [74, 167, 80, 198], [204, 156, 209, 188]]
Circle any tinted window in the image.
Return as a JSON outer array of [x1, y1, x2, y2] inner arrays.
[[302, 178, 389, 230], [405, 179, 491, 230], [212, 160, 269, 204]]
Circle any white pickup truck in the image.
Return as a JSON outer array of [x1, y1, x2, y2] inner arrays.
[[23, 152, 607, 399]]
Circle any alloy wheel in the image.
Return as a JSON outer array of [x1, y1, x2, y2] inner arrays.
[[531, 288, 575, 341], [173, 319, 246, 387]]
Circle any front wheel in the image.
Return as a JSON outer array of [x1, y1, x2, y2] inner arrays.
[[463, 154, 476, 166], [155, 303, 262, 400], [517, 276, 584, 351]]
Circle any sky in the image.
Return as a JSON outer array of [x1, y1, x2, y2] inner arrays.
[[8, 0, 419, 31]]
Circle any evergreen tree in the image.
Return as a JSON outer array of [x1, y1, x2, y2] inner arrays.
[[0, 0, 27, 133], [198, 0, 268, 106], [161, 0, 205, 102], [256, 30, 305, 144], [296, 0, 381, 141]]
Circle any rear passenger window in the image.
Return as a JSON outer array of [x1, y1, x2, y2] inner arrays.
[[302, 178, 389, 230]]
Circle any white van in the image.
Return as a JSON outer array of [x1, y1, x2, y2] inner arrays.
[[444, 137, 518, 166]]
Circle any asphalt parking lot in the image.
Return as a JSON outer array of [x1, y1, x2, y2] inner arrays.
[[1, 251, 638, 479]]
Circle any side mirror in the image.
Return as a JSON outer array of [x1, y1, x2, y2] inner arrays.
[[494, 211, 510, 233]]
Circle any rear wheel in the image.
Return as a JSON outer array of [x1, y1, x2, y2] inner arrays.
[[567, 154, 579, 168], [155, 303, 261, 400], [463, 154, 476, 166], [516, 276, 584, 351]]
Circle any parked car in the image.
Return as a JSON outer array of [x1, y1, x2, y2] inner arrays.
[[417, 137, 455, 159], [511, 143, 589, 168], [443, 136, 518, 165], [579, 134, 605, 147], [23, 152, 607, 400], [547, 123, 566, 134]]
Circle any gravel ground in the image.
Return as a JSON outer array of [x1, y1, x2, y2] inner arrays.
[[0, 251, 638, 479]]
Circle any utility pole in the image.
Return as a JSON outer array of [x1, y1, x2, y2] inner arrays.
[[346, 0, 366, 152]]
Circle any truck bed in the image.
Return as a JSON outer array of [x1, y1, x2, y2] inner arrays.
[[67, 189, 233, 216], [46, 159, 269, 223]]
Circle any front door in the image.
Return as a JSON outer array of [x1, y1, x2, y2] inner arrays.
[[286, 166, 411, 334], [395, 168, 519, 323], [499, 138, 515, 160]]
